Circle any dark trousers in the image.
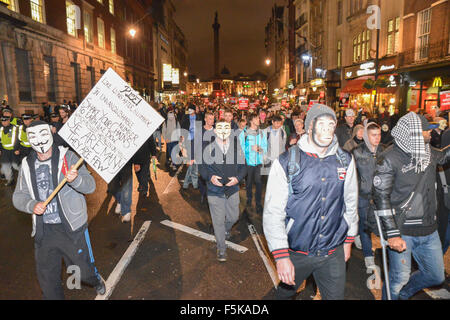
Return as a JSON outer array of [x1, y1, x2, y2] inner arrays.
[[166, 141, 177, 163], [136, 157, 150, 193], [246, 165, 262, 207], [276, 245, 346, 300], [34, 224, 101, 300]]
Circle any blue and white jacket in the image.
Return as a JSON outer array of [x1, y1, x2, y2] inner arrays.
[[263, 134, 359, 260]]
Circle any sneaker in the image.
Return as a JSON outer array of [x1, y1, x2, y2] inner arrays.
[[95, 276, 106, 296], [365, 256, 376, 269], [115, 203, 121, 215], [354, 235, 362, 250], [121, 212, 131, 223], [217, 249, 227, 262]]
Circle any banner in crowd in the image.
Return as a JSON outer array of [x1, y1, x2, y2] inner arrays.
[[441, 91, 450, 111], [58, 68, 165, 184]]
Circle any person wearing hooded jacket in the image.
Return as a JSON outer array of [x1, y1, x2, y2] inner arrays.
[[352, 122, 386, 270], [372, 112, 450, 300], [162, 106, 181, 170], [343, 124, 364, 153], [263, 104, 358, 300]]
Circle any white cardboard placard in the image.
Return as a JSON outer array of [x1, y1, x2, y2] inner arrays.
[[58, 68, 164, 184]]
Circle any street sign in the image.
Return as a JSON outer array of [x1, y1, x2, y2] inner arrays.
[[440, 91, 450, 111], [58, 68, 165, 184]]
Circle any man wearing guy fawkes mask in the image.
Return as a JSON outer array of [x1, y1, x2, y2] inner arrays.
[[199, 122, 247, 262], [12, 121, 106, 299], [264, 104, 358, 300]]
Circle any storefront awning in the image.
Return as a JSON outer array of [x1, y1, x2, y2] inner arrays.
[[341, 78, 372, 94]]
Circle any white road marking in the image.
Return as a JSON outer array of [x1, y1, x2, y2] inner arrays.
[[95, 221, 151, 300], [424, 288, 450, 300], [160, 220, 248, 253], [162, 165, 184, 195], [248, 224, 279, 288]]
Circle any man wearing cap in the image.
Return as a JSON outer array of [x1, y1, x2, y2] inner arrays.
[[336, 109, 356, 148], [372, 112, 450, 300], [0, 115, 20, 186], [263, 104, 358, 300], [17, 114, 34, 162], [2, 107, 18, 126]]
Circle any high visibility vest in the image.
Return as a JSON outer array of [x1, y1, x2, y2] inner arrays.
[[0, 125, 17, 150], [19, 125, 31, 148]]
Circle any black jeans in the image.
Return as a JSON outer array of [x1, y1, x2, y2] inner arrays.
[[34, 224, 101, 300], [276, 245, 346, 300], [136, 157, 150, 193], [246, 165, 262, 207]]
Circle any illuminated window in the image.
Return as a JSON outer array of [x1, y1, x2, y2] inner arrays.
[[387, 17, 400, 55], [416, 8, 431, 60], [2, 0, 19, 12], [97, 0, 102, 3], [110, 28, 116, 54], [66, 1, 77, 37], [30, 0, 45, 23], [109, 0, 114, 15], [353, 30, 370, 63], [83, 9, 93, 43], [97, 18, 105, 48]]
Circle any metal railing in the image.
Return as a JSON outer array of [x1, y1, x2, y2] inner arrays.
[[398, 39, 450, 67]]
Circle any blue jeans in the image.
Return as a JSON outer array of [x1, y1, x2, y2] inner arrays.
[[108, 163, 133, 216], [154, 130, 162, 150], [358, 197, 374, 258], [183, 163, 198, 189], [166, 141, 177, 162], [443, 215, 450, 254], [382, 231, 445, 300]]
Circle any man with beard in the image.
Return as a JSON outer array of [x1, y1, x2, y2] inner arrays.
[[199, 121, 247, 262], [372, 112, 450, 299], [12, 121, 105, 299], [263, 104, 358, 300]]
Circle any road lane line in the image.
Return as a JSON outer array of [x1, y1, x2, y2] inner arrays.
[[95, 221, 151, 300], [160, 220, 248, 253], [424, 288, 450, 300], [248, 224, 279, 288], [162, 165, 184, 195]]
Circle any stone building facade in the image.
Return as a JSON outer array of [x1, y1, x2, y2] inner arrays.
[[0, 0, 155, 115]]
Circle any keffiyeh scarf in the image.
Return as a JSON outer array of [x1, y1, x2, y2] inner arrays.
[[391, 112, 431, 173]]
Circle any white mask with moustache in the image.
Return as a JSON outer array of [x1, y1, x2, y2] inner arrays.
[[26, 123, 53, 154]]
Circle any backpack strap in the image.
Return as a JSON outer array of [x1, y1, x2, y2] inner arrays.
[[287, 145, 301, 196]]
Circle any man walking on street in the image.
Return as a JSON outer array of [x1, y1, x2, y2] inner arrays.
[[263, 104, 358, 300], [199, 121, 247, 262], [12, 121, 105, 299], [336, 109, 356, 148], [372, 112, 450, 300], [239, 113, 268, 214]]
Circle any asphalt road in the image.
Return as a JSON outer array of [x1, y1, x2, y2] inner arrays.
[[0, 148, 448, 300]]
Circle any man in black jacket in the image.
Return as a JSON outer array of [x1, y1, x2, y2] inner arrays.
[[335, 109, 356, 148], [133, 135, 157, 196], [372, 112, 450, 300], [199, 121, 247, 262], [352, 122, 385, 271]]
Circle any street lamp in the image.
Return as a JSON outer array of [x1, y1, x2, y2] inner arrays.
[[129, 28, 137, 38], [184, 71, 188, 77], [265, 58, 271, 66]]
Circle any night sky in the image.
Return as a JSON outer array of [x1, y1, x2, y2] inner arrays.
[[173, 0, 285, 80]]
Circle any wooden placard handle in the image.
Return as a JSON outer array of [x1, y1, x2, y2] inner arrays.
[[43, 157, 84, 206]]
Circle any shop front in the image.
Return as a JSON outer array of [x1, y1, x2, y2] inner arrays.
[[341, 57, 400, 115]]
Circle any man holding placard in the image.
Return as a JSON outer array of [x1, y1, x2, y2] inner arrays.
[[13, 121, 106, 300]]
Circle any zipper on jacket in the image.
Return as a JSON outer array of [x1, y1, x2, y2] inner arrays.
[[400, 192, 414, 209]]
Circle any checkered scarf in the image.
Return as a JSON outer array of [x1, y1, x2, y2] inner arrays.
[[391, 112, 431, 173]]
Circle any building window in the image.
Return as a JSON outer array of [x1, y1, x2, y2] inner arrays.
[[87, 66, 95, 89], [83, 9, 93, 43], [337, 1, 343, 25], [110, 28, 116, 54], [30, 0, 45, 23], [66, 1, 77, 37], [353, 30, 371, 63], [416, 8, 431, 60], [337, 40, 342, 68], [387, 17, 400, 55], [2, 0, 19, 12], [97, 18, 105, 48], [43, 56, 56, 102], [109, 0, 114, 15], [15, 48, 32, 102]]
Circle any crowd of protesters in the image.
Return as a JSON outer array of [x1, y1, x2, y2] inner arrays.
[[2, 95, 450, 300]]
